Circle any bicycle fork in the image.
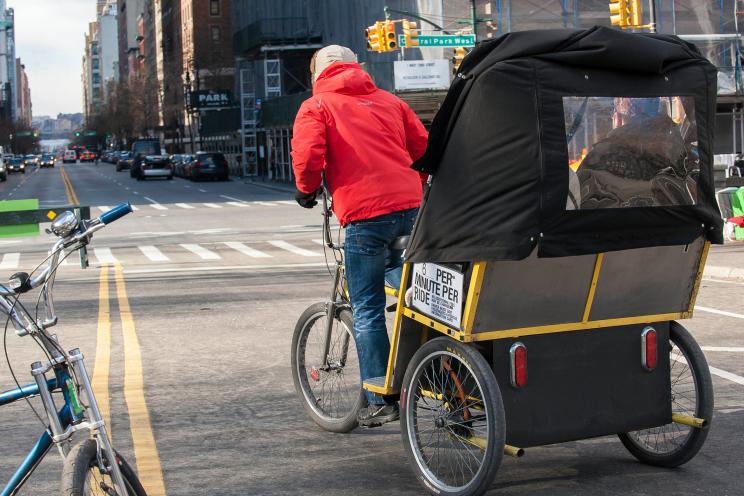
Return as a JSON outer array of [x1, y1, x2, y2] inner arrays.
[[320, 262, 352, 371], [31, 349, 128, 495]]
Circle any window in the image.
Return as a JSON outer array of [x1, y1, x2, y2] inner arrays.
[[211, 25, 221, 42], [210, 0, 220, 16], [564, 96, 698, 210]]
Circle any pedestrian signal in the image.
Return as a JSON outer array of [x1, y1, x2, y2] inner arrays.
[[452, 47, 467, 73], [383, 21, 397, 51], [402, 20, 419, 47], [365, 22, 384, 52]]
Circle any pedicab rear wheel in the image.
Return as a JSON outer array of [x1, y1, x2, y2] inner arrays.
[[291, 303, 365, 433], [401, 337, 505, 496], [618, 321, 713, 467]]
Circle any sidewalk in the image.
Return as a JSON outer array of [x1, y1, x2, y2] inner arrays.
[[705, 241, 744, 280]]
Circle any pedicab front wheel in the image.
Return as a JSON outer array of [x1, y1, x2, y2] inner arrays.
[[291, 302, 365, 433], [401, 337, 505, 496], [618, 321, 714, 467]]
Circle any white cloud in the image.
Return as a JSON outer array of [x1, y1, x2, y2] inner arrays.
[[9, 0, 94, 117]]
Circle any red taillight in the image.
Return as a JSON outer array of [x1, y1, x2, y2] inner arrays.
[[641, 327, 657, 371], [509, 342, 527, 388]]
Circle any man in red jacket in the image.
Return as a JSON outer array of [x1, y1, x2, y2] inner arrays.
[[291, 45, 428, 427]]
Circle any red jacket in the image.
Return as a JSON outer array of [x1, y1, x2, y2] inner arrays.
[[291, 63, 429, 225]]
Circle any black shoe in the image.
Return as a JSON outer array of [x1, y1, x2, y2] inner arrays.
[[357, 404, 400, 428]]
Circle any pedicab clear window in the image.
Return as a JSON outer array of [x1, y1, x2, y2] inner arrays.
[[563, 96, 699, 210]]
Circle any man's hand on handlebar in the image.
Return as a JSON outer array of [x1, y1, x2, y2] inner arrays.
[[295, 188, 320, 209]]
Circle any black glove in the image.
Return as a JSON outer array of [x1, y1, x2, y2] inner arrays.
[[295, 189, 318, 209]]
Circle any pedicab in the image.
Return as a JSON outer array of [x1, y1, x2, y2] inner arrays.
[[292, 26, 721, 496]]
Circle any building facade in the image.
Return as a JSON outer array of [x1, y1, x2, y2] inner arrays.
[[82, 21, 102, 123], [14, 58, 30, 125], [0, 2, 16, 122]]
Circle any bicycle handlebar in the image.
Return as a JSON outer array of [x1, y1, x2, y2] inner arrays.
[[99, 202, 132, 225]]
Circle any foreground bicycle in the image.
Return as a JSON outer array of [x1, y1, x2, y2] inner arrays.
[[0, 203, 146, 495], [291, 188, 408, 432]]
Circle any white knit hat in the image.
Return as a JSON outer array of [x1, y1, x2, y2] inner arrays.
[[311, 45, 358, 84]]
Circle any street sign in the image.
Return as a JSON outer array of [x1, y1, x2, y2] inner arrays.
[[398, 34, 475, 48], [189, 89, 234, 110], [84, 130, 97, 136]]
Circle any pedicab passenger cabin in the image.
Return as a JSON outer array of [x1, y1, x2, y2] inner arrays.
[[364, 27, 720, 493]]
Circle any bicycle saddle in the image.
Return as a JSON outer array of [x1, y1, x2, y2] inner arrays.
[[391, 235, 410, 251]]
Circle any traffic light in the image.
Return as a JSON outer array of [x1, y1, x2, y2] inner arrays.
[[628, 0, 642, 26], [452, 47, 467, 74], [75, 131, 81, 137], [609, 0, 629, 27], [402, 19, 419, 47], [383, 21, 397, 51], [365, 22, 384, 52]]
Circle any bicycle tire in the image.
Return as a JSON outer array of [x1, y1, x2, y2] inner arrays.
[[291, 302, 365, 433], [401, 337, 505, 496], [61, 438, 147, 496], [618, 321, 714, 467]]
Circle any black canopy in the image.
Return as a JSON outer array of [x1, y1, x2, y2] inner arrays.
[[406, 26, 722, 263]]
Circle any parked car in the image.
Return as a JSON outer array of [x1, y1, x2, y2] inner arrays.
[[62, 150, 77, 164], [39, 153, 55, 168], [7, 157, 25, 173], [170, 154, 191, 178], [0, 157, 6, 181], [185, 152, 230, 181], [116, 152, 133, 171], [133, 154, 173, 180], [130, 138, 160, 175]]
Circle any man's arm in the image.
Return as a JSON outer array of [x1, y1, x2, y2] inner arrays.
[[291, 99, 327, 194]]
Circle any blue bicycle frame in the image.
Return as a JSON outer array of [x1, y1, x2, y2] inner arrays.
[[0, 368, 73, 496]]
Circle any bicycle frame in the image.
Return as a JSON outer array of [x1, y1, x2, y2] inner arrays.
[[0, 372, 69, 496]]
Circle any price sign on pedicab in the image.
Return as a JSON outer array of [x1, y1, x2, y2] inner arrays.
[[411, 263, 464, 328]]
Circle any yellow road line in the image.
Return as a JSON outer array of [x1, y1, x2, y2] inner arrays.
[[91, 266, 112, 434], [59, 165, 79, 205], [114, 263, 167, 496]]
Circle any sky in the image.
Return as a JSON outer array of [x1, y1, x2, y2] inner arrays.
[[9, 0, 92, 118]]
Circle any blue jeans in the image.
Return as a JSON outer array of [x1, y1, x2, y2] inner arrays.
[[344, 208, 418, 405]]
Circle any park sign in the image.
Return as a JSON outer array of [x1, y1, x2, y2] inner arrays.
[[398, 34, 475, 48], [189, 89, 234, 110]]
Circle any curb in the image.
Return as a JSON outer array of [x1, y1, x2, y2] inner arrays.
[[239, 179, 295, 194], [704, 265, 744, 281]]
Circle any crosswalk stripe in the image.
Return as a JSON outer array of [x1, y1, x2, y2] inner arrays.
[[131, 205, 140, 211], [97, 206, 112, 212], [312, 239, 325, 245], [203, 203, 223, 209], [180, 244, 221, 260], [175, 203, 194, 209], [267, 240, 321, 257], [253, 201, 278, 207], [138, 246, 170, 262], [275, 201, 296, 205], [226, 202, 249, 208], [223, 241, 272, 258], [143, 197, 167, 210], [0, 252, 20, 270], [220, 195, 246, 203], [93, 248, 118, 264]]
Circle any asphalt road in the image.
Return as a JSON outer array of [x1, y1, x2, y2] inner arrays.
[[0, 161, 742, 495]]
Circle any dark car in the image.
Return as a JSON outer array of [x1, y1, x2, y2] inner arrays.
[[130, 139, 161, 176], [23, 155, 37, 167], [39, 154, 55, 168], [134, 154, 173, 180], [170, 154, 191, 178], [116, 152, 132, 171], [7, 157, 25, 174], [186, 152, 229, 181]]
